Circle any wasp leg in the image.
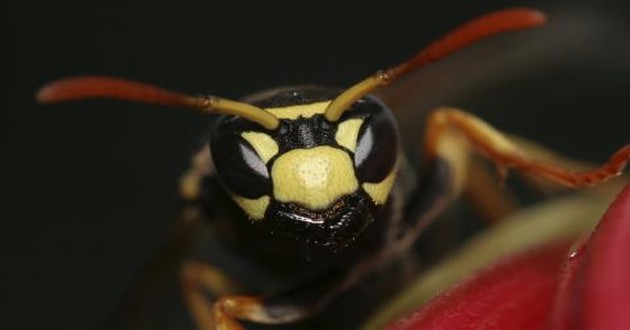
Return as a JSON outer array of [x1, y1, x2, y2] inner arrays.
[[181, 260, 249, 329], [423, 107, 629, 192], [460, 129, 627, 223], [180, 144, 214, 201], [181, 260, 332, 329], [431, 129, 595, 224], [463, 157, 520, 223], [502, 133, 607, 194], [181, 259, 370, 329], [392, 108, 628, 259]]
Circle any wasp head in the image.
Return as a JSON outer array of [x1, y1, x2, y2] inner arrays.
[[210, 86, 399, 251]]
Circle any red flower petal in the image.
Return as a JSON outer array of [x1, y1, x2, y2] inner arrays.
[[545, 237, 588, 330], [547, 184, 630, 330], [583, 184, 630, 329], [388, 241, 570, 330], [388, 184, 630, 330]]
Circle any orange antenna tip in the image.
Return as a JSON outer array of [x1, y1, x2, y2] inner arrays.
[[36, 76, 280, 130], [325, 7, 547, 121]]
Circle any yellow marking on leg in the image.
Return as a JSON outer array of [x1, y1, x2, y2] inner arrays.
[[180, 260, 242, 330], [265, 101, 331, 119], [182, 261, 240, 296], [272, 146, 358, 210], [216, 296, 269, 323], [232, 195, 270, 221], [179, 145, 213, 200], [431, 129, 470, 195], [180, 173, 203, 201], [182, 268, 276, 328], [241, 132, 279, 164], [464, 158, 520, 223], [335, 118, 364, 152]]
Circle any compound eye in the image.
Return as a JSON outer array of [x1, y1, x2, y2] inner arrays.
[[211, 134, 271, 199], [354, 110, 398, 183]]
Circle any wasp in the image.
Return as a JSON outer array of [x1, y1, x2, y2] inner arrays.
[[37, 8, 629, 329]]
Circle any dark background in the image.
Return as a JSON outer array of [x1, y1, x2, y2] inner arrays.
[[6, 0, 630, 328]]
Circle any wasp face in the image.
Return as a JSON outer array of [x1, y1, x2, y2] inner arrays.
[[210, 87, 399, 250]]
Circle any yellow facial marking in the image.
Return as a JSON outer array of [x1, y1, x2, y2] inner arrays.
[[271, 146, 358, 210], [266, 101, 331, 119], [335, 118, 364, 152], [362, 165, 399, 205], [241, 132, 279, 164], [232, 195, 270, 221]]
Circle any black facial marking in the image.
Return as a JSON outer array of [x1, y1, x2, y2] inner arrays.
[[275, 115, 335, 152], [259, 190, 377, 251]]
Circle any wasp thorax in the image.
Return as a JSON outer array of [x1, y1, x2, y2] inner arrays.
[[210, 86, 399, 250]]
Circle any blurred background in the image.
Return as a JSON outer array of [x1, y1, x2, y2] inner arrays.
[[6, 0, 630, 328]]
